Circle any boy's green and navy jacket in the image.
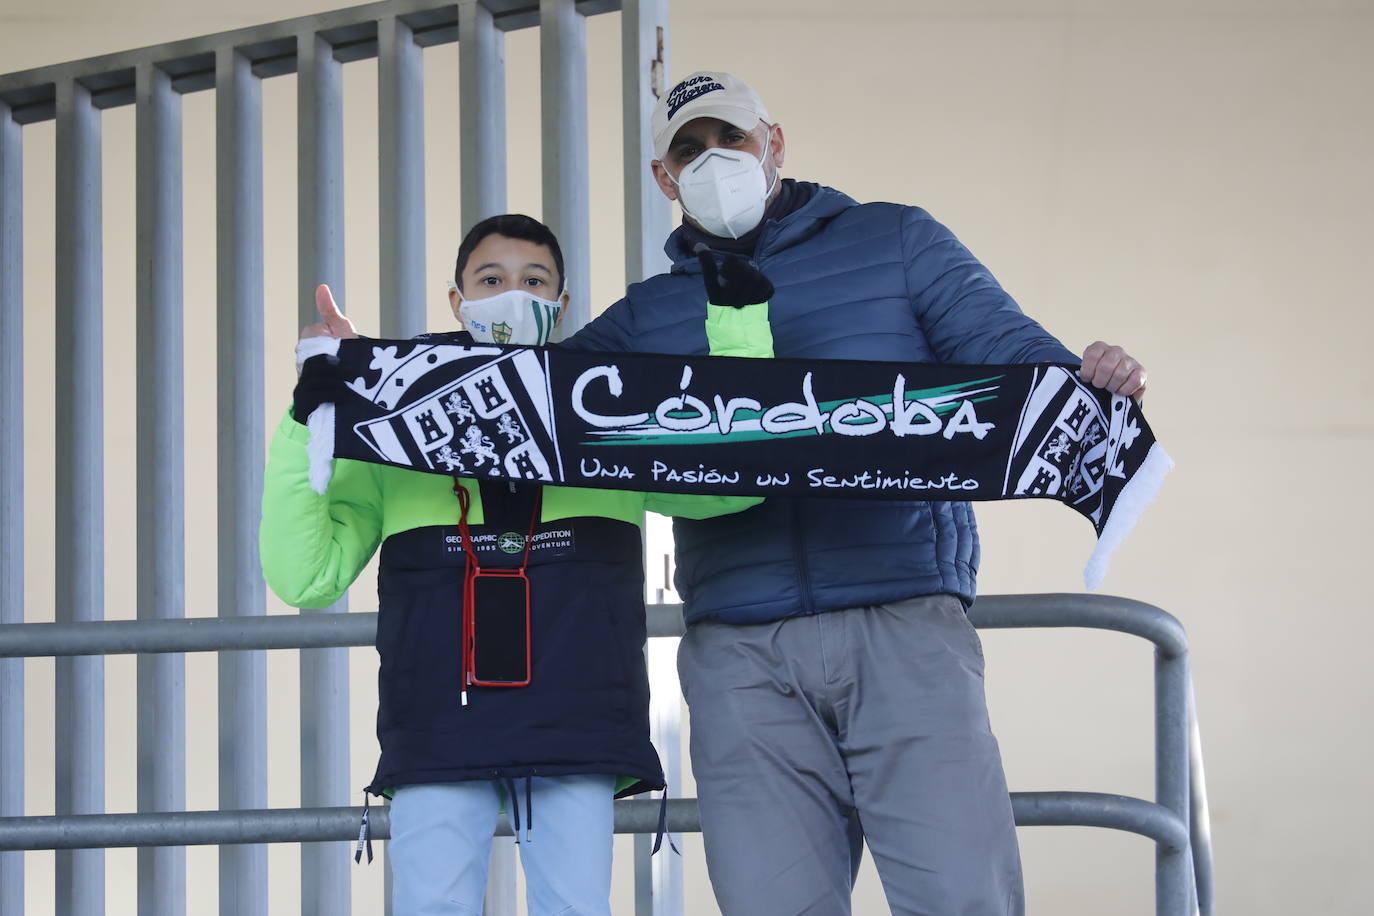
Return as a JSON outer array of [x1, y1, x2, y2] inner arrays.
[[259, 331, 763, 799]]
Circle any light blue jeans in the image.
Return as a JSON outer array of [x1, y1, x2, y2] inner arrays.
[[389, 775, 616, 916]]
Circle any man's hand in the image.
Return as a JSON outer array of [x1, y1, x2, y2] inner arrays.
[[695, 244, 775, 308], [1079, 341, 1147, 400], [299, 284, 359, 342]]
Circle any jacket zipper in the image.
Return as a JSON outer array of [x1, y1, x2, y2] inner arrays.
[[791, 499, 814, 616], [757, 238, 813, 618]]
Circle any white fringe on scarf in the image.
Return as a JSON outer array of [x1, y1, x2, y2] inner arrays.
[[296, 335, 343, 495], [1083, 442, 1174, 589]]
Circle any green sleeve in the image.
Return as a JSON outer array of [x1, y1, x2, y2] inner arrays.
[[704, 301, 775, 358], [643, 491, 762, 520], [643, 299, 774, 519], [259, 409, 385, 608]]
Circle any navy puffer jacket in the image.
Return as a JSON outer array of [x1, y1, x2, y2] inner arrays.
[[566, 183, 1076, 625]]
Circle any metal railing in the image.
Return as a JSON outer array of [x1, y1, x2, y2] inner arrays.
[[0, 1, 1215, 913], [0, 1, 671, 913], [0, 595, 1215, 915]]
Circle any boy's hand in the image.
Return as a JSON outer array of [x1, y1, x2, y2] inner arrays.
[[695, 244, 775, 308], [299, 284, 359, 342], [292, 352, 347, 424]]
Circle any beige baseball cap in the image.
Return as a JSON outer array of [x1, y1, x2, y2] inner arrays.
[[652, 71, 771, 160]]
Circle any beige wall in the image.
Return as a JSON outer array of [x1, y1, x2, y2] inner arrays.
[[4, 0, 1372, 913]]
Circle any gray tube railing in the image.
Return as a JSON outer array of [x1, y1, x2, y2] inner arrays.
[[0, 95, 25, 916], [968, 594, 1210, 916], [0, 800, 702, 851], [541, 0, 592, 336], [53, 74, 106, 916], [215, 44, 271, 916], [135, 58, 188, 916], [295, 26, 353, 916], [0, 595, 1214, 915]]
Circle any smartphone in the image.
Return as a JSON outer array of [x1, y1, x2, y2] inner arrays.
[[469, 571, 532, 686]]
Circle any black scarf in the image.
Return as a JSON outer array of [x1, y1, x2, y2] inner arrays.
[[299, 338, 1171, 587]]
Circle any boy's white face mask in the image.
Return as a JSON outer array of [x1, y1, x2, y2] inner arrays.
[[449, 285, 564, 346]]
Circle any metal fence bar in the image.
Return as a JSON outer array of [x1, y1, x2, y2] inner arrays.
[[0, 2, 631, 126], [0, 594, 1210, 910], [540, 0, 591, 336], [483, 835, 518, 916], [969, 593, 1200, 916], [295, 29, 353, 916], [1155, 645, 1192, 915], [0, 789, 1191, 855], [0, 612, 378, 656], [135, 60, 188, 916], [966, 593, 1187, 655], [458, 0, 507, 230], [1189, 682, 1214, 916], [0, 604, 691, 657], [215, 46, 269, 916], [642, 638, 683, 916], [379, 15, 428, 338], [620, 0, 670, 286], [0, 799, 701, 851], [1010, 791, 1188, 851], [0, 96, 25, 916], [54, 75, 106, 916], [297, 31, 346, 322]]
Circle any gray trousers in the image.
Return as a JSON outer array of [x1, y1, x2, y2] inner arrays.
[[678, 595, 1023, 916]]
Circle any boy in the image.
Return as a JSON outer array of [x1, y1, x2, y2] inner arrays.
[[261, 214, 764, 915]]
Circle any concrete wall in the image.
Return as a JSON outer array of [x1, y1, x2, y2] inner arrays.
[[3, 0, 1371, 912]]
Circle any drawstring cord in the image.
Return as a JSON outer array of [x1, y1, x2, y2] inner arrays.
[[354, 789, 374, 864], [653, 789, 680, 856], [524, 775, 534, 843], [505, 778, 522, 844]]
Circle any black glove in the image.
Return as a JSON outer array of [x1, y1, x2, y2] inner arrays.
[[292, 352, 347, 423], [695, 243, 774, 307]]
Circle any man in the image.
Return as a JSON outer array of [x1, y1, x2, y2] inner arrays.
[[565, 71, 1146, 915]]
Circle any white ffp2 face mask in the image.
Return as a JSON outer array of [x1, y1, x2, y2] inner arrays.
[[454, 287, 564, 346], [670, 132, 779, 240]]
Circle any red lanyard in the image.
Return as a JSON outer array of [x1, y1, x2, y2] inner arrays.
[[453, 480, 541, 704]]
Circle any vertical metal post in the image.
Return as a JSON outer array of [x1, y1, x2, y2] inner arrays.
[[634, 831, 652, 916], [540, 0, 590, 335], [135, 60, 187, 916], [0, 99, 25, 916], [621, 0, 672, 286], [296, 30, 353, 916], [298, 31, 346, 323], [484, 831, 518, 916], [1155, 648, 1192, 915], [648, 637, 684, 915], [1189, 680, 1214, 916], [623, 5, 674, 909], [458, 0, 507, 232], [54, 76, 105, 916], [215, 46, 268, 916], [379, 14, 427, 338]]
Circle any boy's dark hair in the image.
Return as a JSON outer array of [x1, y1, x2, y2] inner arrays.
[[453, 213, 565, 294]]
